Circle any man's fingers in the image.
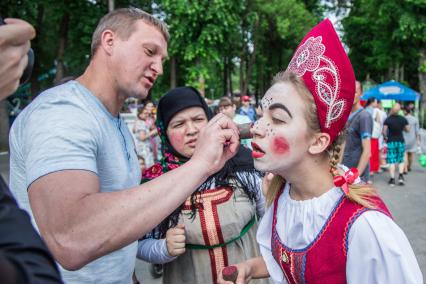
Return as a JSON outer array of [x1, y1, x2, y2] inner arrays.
[[209, 113, 238, 133], [2, 18, 36, 45]]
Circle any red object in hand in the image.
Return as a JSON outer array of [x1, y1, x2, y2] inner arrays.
[[222, 265, 238, 283]]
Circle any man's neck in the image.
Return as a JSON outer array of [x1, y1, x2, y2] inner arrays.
[[76, 60, 123, 117], [351, 102, 362, 113]]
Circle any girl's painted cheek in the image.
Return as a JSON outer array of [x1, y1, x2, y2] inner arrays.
[[271, 136, 289, 155]]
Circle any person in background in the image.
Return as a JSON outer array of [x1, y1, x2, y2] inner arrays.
[[238, 95, 257, 122], [377, 100, 388, 169], [137, 87, 267, 284], [383, 103, 410, 186], [134, 104, 156, 167], [0, 17, 62, 284], [342, 81, 372, 183], [365, 97, 381, 177], [219, 96, 253, 149], [403, 108, 420, 173]]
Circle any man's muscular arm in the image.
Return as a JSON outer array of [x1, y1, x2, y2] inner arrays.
[[29, 114, 239, 270]]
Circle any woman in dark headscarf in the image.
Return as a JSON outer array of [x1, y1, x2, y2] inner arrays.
[[136, 87, 268, 284]]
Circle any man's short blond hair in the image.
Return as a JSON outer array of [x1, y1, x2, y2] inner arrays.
[[91, 8, 169, 56]]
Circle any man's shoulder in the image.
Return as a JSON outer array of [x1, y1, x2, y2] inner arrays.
[[358, 109, 372, 120], [16, 81, 94, 124]]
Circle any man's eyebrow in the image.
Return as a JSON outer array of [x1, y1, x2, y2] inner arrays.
[[269, 103, 292, 118]]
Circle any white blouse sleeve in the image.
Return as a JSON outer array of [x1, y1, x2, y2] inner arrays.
[[347, 210, 423, 284], [136, 238, 177, 264], [256, 202, 287, 284]]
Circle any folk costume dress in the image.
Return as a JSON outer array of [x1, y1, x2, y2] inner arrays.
[[257, 183, 422, 283], [137, 87, 270, 284], [257, 19, 423, 284]]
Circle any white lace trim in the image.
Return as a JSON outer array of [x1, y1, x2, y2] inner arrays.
[[287, 36, 344, 129]]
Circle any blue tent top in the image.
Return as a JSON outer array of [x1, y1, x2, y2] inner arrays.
[[361, 80, 421, 101]]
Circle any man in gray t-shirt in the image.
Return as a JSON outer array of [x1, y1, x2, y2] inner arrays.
[[9, 9, 239, 284], [342, 81, 372, 182]]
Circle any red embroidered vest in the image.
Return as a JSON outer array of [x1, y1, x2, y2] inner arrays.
[[271, 189, 391, 284]]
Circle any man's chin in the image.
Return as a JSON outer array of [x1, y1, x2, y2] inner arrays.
[[127, 88, 149, 99]]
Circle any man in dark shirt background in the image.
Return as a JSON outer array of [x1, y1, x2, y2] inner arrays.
[[0, 18, 62, 284], [383, 103, 410, 186]]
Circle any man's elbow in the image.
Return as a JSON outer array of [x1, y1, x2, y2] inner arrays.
[[47, 234, 91, 271]]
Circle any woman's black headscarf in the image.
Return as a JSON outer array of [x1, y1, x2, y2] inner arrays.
[[142, 87, 261, 238]]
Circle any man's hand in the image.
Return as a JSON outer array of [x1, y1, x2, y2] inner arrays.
[[191, 113, 239, 177], [0, 18, 35, 99], [165, 224, 186, 257]]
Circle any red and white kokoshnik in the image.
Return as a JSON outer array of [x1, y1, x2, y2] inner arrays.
[[286, 19, 355, 144]]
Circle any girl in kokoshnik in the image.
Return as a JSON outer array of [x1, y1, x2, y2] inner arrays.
[[136, 86, 271, 284], [218, 19, 422, 284]]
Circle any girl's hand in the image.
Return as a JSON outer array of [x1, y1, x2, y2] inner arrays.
[[217, 262, 252, 284], [165, 224, 186, 257]]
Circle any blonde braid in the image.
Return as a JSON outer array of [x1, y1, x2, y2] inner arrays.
[[329, 133, 377, 209], [265, 175, 285, 207]]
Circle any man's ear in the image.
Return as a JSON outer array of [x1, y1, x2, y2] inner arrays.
[[308, 132, 331, 155], [100, 29, 115, 56]]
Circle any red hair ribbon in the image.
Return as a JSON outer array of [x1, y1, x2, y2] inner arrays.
[[333, 168, 359, 195]]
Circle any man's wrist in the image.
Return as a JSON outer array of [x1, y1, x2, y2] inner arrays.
[[185, 158, 211, 181]]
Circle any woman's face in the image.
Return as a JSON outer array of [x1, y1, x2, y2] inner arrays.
[[250, 82, 313, 174], [138, 109, 150, 120], [166, 107, 208, 158], [145, 102, 154, 114]]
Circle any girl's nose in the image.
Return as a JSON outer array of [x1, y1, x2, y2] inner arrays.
[[250, 119, 266, 139]]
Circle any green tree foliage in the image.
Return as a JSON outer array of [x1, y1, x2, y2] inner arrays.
[[1, 0, 324, 102], [341, 0, 425, 92]]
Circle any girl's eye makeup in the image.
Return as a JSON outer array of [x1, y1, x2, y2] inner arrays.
[[272, 117, 285, 124], [261, 96, 274, 110]]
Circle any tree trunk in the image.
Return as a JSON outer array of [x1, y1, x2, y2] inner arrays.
[[223, 56, 228, 97], [30, 4, 45, 97], [394, 62, 400, 81], [228, 59, 233, 97], [108, 0, 114, 12], [239, 58, 247, 96], [54, 11, 69, 85], [0, 101, 9, 151], [418, 48, 426, 111], [170, 56, 177, 89], [198, 74, 205, 97]]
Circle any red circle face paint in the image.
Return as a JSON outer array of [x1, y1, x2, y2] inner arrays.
[[272, 136, 289, 155]]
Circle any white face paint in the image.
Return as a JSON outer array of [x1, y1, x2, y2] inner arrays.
[[251, 82, 313, 175]]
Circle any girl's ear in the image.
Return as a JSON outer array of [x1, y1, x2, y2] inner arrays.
[[308, 132, 331, 155]]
